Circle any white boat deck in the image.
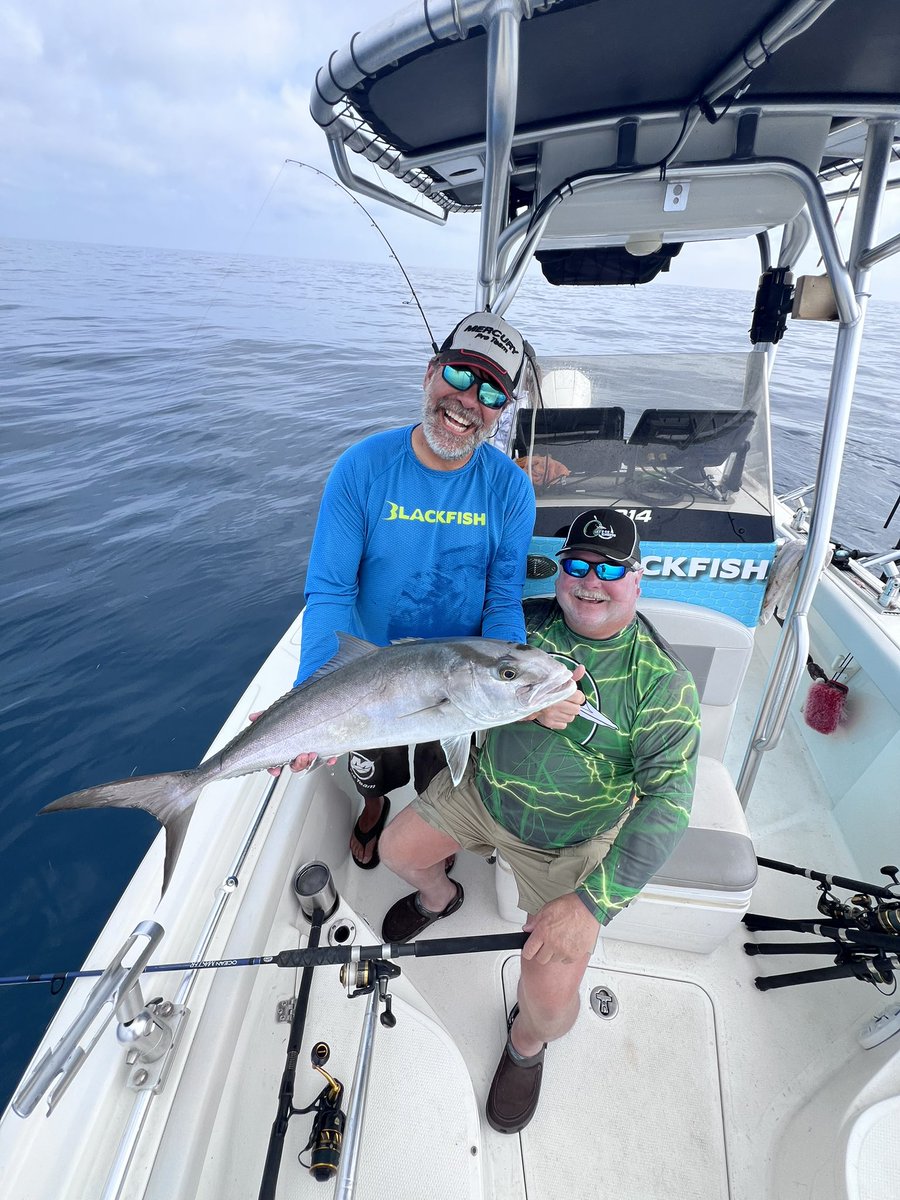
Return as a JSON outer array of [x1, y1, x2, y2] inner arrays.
[[3, 625, 898, 1200]]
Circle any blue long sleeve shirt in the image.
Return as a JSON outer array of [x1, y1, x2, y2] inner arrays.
[[296, 426, 535, 683]]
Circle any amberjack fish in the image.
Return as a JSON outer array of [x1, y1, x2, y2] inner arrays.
[[42, 634, 599, 893]]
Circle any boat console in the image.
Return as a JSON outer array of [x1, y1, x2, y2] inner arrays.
[[505, 351, 777, 626]]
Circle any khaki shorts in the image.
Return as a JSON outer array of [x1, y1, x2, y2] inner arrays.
[[413, 754, 627, 916]]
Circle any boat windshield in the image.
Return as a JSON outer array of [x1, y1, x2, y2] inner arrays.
[[506, 352, 773, 525]]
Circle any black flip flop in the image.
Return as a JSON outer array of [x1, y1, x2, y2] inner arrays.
[[350, 797, 391, 870]]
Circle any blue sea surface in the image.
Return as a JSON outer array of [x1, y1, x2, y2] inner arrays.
[[2, 237, 899, 1109]]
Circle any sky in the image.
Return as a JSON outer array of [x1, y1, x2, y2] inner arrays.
[[2, 0, 899, 300]]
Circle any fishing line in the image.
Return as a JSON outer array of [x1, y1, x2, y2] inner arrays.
[[286, 158, 438, 352], [817, 161, 862, 268], [175, 159, 295, 354]]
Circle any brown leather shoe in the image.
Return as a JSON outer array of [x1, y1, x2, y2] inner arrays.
[[381, 880, 464, 943], [486, 1004, 546, 1134]]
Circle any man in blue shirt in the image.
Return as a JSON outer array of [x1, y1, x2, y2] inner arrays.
[[284, 312, 538, 868]]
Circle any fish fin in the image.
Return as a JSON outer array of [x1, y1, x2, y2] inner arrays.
[[162, 807, 196, 895], [440, 735, 472, 786], [298, 632, 380, 689], [41, 770, 203, 897], [579, 699, 618, 731]]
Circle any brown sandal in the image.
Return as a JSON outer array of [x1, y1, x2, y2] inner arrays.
[[381, 880, 464, 942]]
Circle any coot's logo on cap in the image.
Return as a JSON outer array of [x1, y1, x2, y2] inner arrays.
[[584, 519, 616, 541], [556, 507, 641, 567]]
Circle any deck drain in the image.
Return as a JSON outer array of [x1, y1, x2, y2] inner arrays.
[[590, 986, 619, 1020]]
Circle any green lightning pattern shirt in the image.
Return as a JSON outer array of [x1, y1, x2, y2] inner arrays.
[[476, 598, 701, 926]]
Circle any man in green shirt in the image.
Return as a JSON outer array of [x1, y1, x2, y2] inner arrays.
[[378, 507, 701, 1134]]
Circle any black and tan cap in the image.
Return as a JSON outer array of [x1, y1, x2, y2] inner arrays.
[[435, 311, 525, 399], [557, 508, 641, 568]]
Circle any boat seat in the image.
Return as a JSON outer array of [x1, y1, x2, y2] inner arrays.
[[656, 758, 756, 893], [607, 601, 757, 950], [626, 407, 756, 495], [637, 597, 754, 760]]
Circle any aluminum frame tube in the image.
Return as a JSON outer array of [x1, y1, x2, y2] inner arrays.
[[759, 210, 815, 378], [326, 128, 448, 225], [778, 209, 813, 268], [858, 229, 900, 269], [493, 157, 860, 318], [477, 1, 521, 309], [700, 0, 838, 110], [334, 987, 380, 1200], [736, 120, 896, 805]]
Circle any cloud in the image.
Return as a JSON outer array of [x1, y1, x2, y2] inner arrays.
[[0, 2, 374, 245], [1, 1, 898, 299]]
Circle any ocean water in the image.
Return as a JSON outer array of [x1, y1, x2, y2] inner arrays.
[[2, 236, 899, 1109]]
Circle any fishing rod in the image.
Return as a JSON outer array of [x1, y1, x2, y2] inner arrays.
[[258, 907, 327, 1200], [744, 855, 900, 992], [0, 930, 529, 991], [286, 158, 439, 353]]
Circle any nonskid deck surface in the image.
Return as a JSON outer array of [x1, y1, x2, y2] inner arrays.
[[504, 959, 728, 1200]]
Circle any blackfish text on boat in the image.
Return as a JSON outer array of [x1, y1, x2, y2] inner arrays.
[[41, 634, 581, 893]]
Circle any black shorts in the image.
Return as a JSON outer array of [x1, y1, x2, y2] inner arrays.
[[347, 742, 447, 799]]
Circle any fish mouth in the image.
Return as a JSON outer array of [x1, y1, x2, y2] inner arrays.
[[517, 676, 576, 709]]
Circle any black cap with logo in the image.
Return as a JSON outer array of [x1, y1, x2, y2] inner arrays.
[[557, 508, 641, 568]]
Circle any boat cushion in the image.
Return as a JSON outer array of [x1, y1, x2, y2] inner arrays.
[[637, 598, 755, 760], [651, 756, 758, 894]]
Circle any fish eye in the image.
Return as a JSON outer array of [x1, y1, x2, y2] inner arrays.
[[498, 666, 518, 681]]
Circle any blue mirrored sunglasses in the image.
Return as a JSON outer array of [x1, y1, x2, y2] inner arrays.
[[441, 364, 508, 409], [560, 558, 629, 581]]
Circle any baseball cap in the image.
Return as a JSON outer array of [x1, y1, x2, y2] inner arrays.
[[556, 508, 641, 568], [435, 311, 525, 400]]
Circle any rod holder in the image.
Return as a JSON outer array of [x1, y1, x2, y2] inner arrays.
[[293, 861, 339, 922]]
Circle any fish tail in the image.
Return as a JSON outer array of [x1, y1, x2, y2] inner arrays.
[[41, 769, 203, 895]]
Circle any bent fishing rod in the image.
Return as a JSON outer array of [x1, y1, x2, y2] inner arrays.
[[285, 159, 439, 353], [0, 929, 529, 991]]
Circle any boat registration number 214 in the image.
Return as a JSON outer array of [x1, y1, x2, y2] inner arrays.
[[616, 508, 653, 523]]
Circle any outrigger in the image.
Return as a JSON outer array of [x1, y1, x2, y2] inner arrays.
[[2, 3, 900, 1198]]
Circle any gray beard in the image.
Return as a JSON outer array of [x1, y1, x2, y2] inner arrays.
[[420, 398, 489, 461]]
